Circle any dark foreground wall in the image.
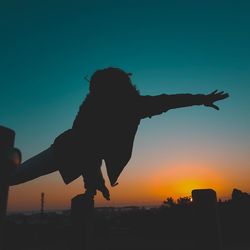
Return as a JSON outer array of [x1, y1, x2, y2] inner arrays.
[[4, 200, 250, 250]]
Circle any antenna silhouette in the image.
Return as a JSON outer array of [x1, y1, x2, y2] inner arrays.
[[40, 192, 45, 218]]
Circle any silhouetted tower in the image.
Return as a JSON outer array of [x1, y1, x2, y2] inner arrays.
[[40, 192, 45, 217]]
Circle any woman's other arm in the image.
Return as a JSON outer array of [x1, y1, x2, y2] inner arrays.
[[139, 90, 229, 119]]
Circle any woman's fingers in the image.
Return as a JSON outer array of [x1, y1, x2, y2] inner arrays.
[[210, 104, 220, 110], [205, 90, 229, 110], [205, 103, 220, 110], [213, 90, 218, 94]]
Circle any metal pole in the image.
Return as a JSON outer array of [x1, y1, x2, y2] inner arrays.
[[192, 189, 223, 250], [0, 126, 16, 249], [40, 192, 45, 221], [0, 127, 15, 220], [71, 194, 94, 250]]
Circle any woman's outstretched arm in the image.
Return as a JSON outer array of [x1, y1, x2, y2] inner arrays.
[[139, 90, 229, 119]]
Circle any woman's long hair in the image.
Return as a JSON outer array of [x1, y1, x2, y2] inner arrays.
[[89, 67, 139, 98], [73, 67, 140, 130]]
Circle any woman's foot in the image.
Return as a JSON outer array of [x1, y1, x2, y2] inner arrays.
[[97, 184, 110, 200]]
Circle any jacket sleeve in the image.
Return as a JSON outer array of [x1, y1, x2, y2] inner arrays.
[[139, 94, 207, 119]]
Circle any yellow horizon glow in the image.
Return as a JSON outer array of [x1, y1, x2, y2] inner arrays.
[[8, 161, 248, 212]]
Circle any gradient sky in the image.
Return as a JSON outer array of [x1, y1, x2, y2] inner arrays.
[[1, 0, 250, 212]]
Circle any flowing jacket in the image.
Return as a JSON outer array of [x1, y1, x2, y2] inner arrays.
[[53, 93, 206, 186]]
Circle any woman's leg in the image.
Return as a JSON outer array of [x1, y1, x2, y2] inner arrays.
[[82, 158, 110, 200], [9, 147, 58, 186]]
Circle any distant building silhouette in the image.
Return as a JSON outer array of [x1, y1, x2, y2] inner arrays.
[[232, 188, 250, 204]]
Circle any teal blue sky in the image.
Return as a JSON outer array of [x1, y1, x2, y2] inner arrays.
[[1, 0, 250, 209]]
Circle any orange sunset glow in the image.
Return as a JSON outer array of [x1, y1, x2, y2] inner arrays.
[[7, 118, 250, 212], [2, 3, 250, 250], [3, 0, 250, 213], [8, 158, 245, 212]]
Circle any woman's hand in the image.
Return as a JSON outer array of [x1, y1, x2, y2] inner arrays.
[[204, 90, 229, 110]]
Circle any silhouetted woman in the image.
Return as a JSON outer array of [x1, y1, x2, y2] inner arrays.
[[9, 67, 229, 200]]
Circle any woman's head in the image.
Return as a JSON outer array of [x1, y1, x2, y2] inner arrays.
[[89, 67, 139, 98]]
